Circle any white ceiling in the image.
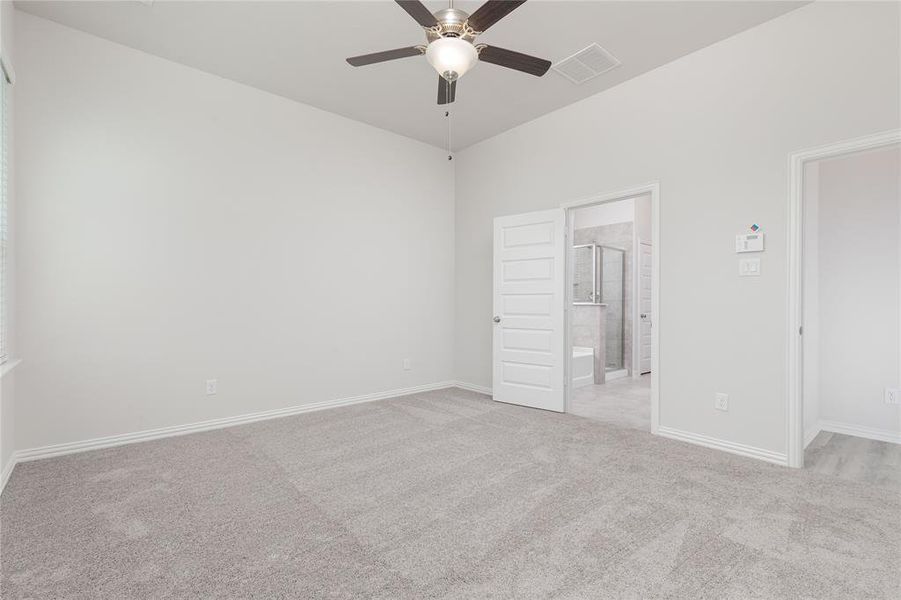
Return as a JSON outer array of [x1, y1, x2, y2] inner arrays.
[[16, 1, 806, 150]]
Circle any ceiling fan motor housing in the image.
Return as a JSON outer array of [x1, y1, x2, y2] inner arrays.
[[426, 8, 477, 43]]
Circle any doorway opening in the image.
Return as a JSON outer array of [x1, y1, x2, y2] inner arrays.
[[787, 130, 901, 469], [564, 185, 659, 433], [488, 184, 658, 422]]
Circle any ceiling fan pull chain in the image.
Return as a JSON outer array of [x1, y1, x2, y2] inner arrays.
[[446, 106, 452, 161]]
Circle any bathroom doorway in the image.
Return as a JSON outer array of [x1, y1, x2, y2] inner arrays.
[[564, 185, 659, 432]]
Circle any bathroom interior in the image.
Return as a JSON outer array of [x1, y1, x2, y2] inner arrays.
[[570, 195, 653, 431]]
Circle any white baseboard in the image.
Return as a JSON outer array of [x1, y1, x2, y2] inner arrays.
[[0, 456, 15, 496], [7, 381, 460, 474], [817, 420, 901, 445], [804, 426, 821, 448], [572, 375, 593, 389], [453, 380, 492, 396], [605, 369, 629, 382], [657, 425, 788, 466]]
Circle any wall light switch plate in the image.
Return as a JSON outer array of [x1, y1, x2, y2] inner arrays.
[[402, 358, 411, 371], [739, 258, 761, 277], [715, 393, 729, 411], [735, 233, 764, 253], [205, 379, 217, 395], [886, 388, 900, 405]]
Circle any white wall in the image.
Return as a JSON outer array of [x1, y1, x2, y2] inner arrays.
[[814, 146, 900, 436], [14, 13, 455, 451], [0, 0, 16, 485], [574, 198, 634, 229], [454, 1, 900, 457]]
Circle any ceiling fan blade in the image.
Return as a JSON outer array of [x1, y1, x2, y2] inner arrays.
[[478, 45, 551, 77], [395, 0, 439, 28], [467, 0, 526, 33], [438, 76, 457, 105], [346, 46, 422, 67]]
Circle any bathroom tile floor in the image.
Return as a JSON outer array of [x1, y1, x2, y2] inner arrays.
[[570, 374, 651, 431]]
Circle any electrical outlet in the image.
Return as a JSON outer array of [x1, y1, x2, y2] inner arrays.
[[205, 379, 217, 395], [715, 393, 729, 411], [402, 358, 411, 371], [886, 388, 900, 405]]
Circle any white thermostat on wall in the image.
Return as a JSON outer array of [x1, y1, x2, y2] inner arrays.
[[735, 233, 764, 253]]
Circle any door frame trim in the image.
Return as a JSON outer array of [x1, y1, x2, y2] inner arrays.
[[786, 129, 901, 468], [561, 182, 660, 433]]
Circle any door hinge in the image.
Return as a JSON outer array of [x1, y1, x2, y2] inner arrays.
[[799, 326, 803, 335]]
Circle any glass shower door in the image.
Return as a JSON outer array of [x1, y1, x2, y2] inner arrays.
[[600, 246, 625, 372]]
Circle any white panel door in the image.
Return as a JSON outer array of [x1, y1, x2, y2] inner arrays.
[[493, 209, 565, 412], [639, 241, 653, 374]]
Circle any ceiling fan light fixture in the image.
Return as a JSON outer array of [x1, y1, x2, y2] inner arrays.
[[425, 37, 478, 81]]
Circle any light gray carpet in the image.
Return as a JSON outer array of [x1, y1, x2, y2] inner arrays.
[[1, 387, 899, 599]]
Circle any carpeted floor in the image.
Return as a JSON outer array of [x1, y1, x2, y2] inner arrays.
[[1, 387, 899, 599]]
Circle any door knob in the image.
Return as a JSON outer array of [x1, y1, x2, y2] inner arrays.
[[493, 316, 501, 323]]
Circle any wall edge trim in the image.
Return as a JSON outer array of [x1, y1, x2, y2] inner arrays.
[[452, 380, 493, 395], [657, 425, 789, 466], [0, 457, 15, 496], [8, 381, 460, 469], [818, 420, 901, 445]]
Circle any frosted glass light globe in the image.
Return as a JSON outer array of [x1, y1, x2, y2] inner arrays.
[[425, 37, 478, 81]]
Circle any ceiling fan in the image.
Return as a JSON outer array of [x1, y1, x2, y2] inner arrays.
[[346, 1, 551, 105]]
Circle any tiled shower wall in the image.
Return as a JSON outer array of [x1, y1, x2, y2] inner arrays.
[[574, 222, 634, 375]]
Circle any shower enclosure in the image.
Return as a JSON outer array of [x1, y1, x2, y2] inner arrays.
[[600, 247, 625, 373], [572, 244, 626, 375], [572, 244, 598, 303]]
